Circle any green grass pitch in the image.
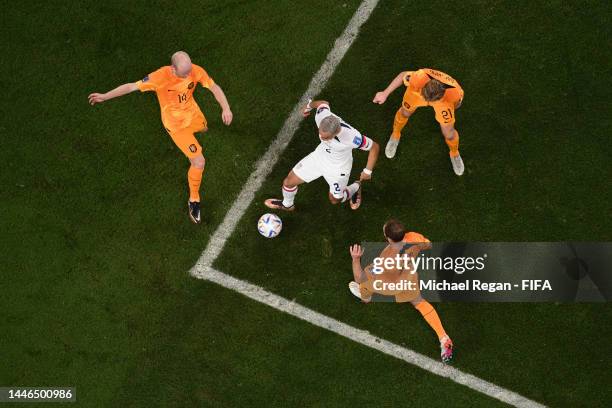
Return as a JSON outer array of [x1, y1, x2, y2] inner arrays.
[[1, 0, 611, 406]]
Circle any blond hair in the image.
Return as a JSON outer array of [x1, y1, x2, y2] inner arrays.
[[422, 79, 446, 102]]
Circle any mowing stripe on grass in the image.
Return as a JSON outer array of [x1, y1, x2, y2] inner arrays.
[[190, 0, 545, 406], [200, 266, 545, 408]]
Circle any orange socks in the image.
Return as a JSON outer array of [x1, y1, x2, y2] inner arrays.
[[445, 131, 460, 157], [415, 300, 447, 340], [392, 108, 409, 139], [188, 165, 204, 202]]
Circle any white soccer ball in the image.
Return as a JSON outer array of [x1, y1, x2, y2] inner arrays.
[[257, 213, 282, 238]]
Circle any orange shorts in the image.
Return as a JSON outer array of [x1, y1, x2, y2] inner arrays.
[[402, 88, 463, 125], [162, 108, 208, 159]]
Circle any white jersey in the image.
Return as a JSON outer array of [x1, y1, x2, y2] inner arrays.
[[313, 104, 374, 169]]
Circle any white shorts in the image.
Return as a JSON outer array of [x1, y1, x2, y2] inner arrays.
[[292, 152, 351, 199]]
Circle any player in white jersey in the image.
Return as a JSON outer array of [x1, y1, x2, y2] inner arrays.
[[265, 100, 380, 211]]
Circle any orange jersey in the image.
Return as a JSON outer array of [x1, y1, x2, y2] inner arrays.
[[403, 231, 429, 244], [136, 64, 214, 131], [400, 69, 463, 124], [403, 68, 463, 106]]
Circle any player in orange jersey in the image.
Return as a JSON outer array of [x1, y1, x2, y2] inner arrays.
[[373, 68, 464, 175], [88, 51, 233, 223], [348, 219, 454, 363]]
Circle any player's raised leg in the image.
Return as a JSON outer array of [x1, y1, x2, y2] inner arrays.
[[349, 144, 378, 210], [265, 170, 304, 211], [412, 296, 454, 363], [326, 182, 360, 205], [348, 180, 362, 210], [324, 171, 362, 208], [337, 179, 363, 210]]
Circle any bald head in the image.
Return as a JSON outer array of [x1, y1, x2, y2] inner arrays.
[[171, 51, 192, 78]]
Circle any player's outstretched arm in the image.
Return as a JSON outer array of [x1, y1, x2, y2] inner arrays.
[[360, 141, 379, 181], [88, 82, 138, 106], [350, 244, 366, 282], [372, 71, 408, 104], [302, 99, 329, 117], [209, 83, 233, 125]]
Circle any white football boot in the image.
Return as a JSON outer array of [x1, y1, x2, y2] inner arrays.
[[264, 198, 295, 212], [450, 154, 464, 176], [348, 281, 371, 303], [385, 136, 400, 159]]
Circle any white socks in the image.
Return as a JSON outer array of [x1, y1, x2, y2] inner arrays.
[[282, 185, 298, 207], [341, 182, 360, 203], [282, 182, 358, 206]]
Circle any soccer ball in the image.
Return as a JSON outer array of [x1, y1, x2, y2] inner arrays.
[[257, 213, 282, 238]]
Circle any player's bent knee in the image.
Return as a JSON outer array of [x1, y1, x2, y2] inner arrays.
[[440, 125, 456, 140], [284, 171, 304, 188], [190, 155, 205, 169], [400, 107, 413, 118], [283, 176, 296, 188]]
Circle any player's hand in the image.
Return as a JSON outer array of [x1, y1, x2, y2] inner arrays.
[[302, 105, 313, 117], [359, 171, 371, 181], [350, 244, 364, 259], [372, 91, 387, 104], [88, 93, 107, 105], [222, 109, 233, 125], [302, 98, 313, 117]]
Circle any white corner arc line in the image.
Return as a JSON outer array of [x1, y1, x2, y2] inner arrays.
[[200, 266, 545, 408], [189, 1, 546, 407]]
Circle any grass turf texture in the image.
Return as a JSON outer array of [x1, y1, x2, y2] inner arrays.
[[214, 0, 612, 407], [1, 0, 610, 406]]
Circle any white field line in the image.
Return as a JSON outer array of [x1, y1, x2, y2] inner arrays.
[[189, 1, 546, 407], [200, 266, 546, 408]]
